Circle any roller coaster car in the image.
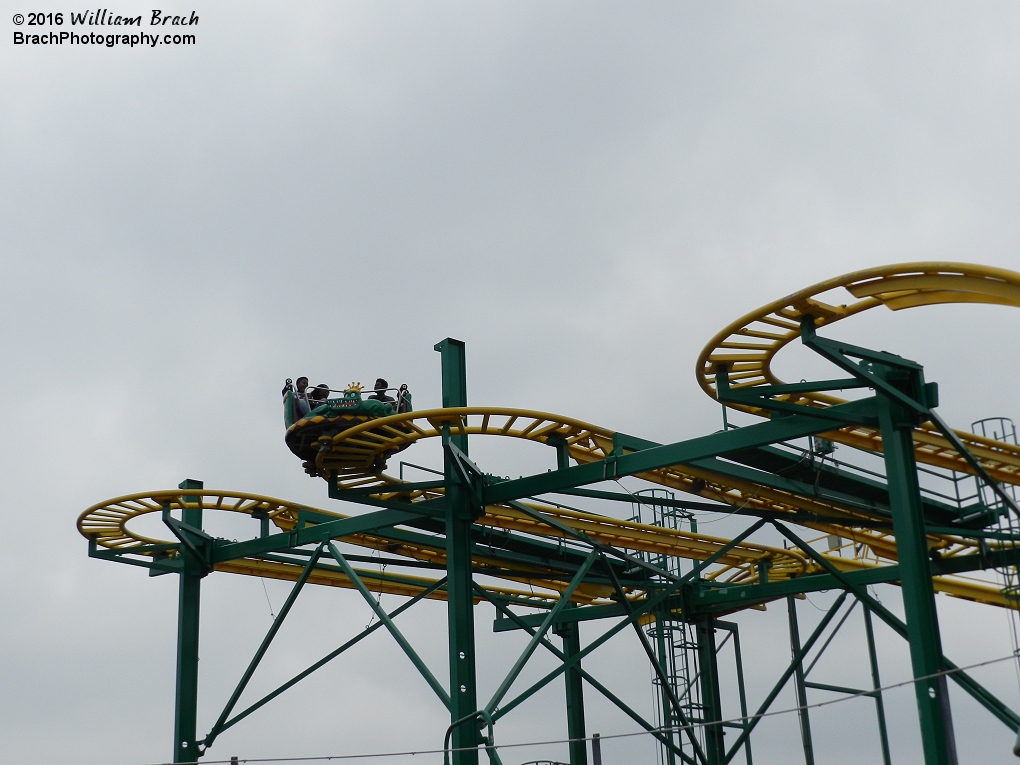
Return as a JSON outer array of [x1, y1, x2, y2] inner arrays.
[[283, 382, 413, 474]]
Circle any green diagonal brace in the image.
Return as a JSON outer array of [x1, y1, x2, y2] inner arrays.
[[477, 587, 697, 765], [204, 542, 325, 747], [327, 542, 451, 710], [216, 577, 448, 735], [602, 551, 708, 764], [772, 522, 1020, 731], [722, 593, 849, 764], [484, 550, 599, 715]]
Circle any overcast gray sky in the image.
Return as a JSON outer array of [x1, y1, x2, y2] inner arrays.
[[3, 2, 1020, 764]]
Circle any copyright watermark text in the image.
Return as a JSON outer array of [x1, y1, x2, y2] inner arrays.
[[12, 9, 199, 47]]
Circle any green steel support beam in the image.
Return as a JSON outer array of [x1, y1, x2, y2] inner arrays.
[[555, 605, 588, 765], [716, 622, 752, 765], [772, 522, 1020, 732], [626, 452, 891, 525], [877, 392, 958, 765], [863, 607, 893, 765], [715, 365, 872, 425], [797, 319, 929, 411], [479, 588, 696, 765], [252, 515, 630, 594], [505, 500, 682, 585], [211, 500, 649, 588], [561, 486, 1020, 538], [328, 484, 448, 515], [550, 436, 571, 472], [173, 479, 204, 764], [216, 577, 448, 736], [494, 520, 767, 637], [335, 479, 447, 496], [212, 507, 435, 563], [251, 550, 459, 597], [311, 507, 622, 583], [722, 593, 848, 765], [802, 317, 1019, 520], [617, 398, 915, 527], [203, 543, 325, 748], [493, 603, 627, 632], [696, 615, 725, 765], [485, 552, 598, 716], [493, 588, 678, 724], [692, 544, 1020, 611], [802, 600, 858, 680], [265, 551, 601, 595], [941, 658, 1020, 730], [738, 320, 1001, 762], [559, 486, 729, 513], [483, 409, 860, 506], [602, 556, 707, 764], [327, 542, 451, 710], [436, 338, 481, 765], [786, 596, 815, 765], [803, 680, 869, 696], [87, 537, 181, 574]]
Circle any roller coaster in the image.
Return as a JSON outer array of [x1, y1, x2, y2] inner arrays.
[[80, 263, 1020, 765]]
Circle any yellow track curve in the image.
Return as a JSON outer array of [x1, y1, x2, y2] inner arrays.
[[696, 262, 1020, 484], [77, 263, 1020, 612], [78, 485, 1012, 609], [307, 406, 1008, 587]]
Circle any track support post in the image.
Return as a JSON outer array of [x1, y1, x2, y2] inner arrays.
[[696, 614, 725, 765], [174, 479, 204, 764], [787, 595, 815, 765], [436, 338, 480, 765], [555, 605, 588, 765], [864, 606, 893, 765], [877, 380, 958, 765]]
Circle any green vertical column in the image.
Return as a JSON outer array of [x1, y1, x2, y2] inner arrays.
[[786, 596, 815, 765], [174, 478, 204, 764], [555, 606, 588, 765], [864, 607, 893, 765], [696, 615, 724, 765], [435, 339, 479, 765], [877, 393, 958, 765], [730, 626, 753, 765]]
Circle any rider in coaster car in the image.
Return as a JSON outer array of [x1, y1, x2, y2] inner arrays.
[[310, 383, 330, 403], [368, 378, 395, 404], [282, 376, 312, 421]]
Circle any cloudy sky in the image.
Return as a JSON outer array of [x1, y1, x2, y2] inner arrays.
[[3, 2, 1020, 764]]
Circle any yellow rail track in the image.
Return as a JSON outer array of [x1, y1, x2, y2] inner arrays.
[[312, 407, 1003, 579], [78, 263, 1020, 612], [696, 262, 1020, 483], [78, 489, 1011, 609]]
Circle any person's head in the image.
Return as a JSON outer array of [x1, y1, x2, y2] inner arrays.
[[296, 377, 309, 392], [375, 378, 388, 391], [312, 383, 329, 401]]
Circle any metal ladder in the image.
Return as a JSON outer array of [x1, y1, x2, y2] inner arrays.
[[630, 489, 705, 765], [971, 418, 1020, 696]]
